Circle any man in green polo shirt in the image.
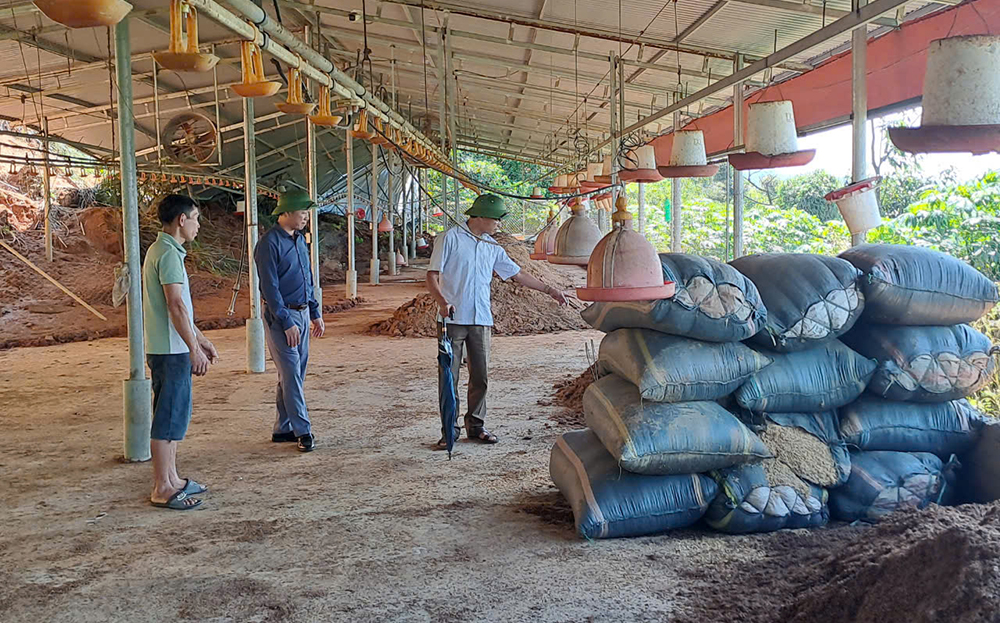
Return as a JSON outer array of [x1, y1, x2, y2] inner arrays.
[[142, 194, 219, 510]]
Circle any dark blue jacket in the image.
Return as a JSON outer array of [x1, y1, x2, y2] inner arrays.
[[254, 225, 319, 330]]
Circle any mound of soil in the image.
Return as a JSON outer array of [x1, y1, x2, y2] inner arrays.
[[367, 231, 588, 337], [673, 502, 1000, 623]]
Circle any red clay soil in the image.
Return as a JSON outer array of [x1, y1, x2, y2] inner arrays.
[[0, 212, 361, 350], [367, 231, 589, 338]]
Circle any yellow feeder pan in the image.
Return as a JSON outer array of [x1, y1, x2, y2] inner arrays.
[[232, 41, 281, 98], [275, 67, 316, 116], [153, 0, 219, 73], [34, 0, 132, 29], [369, 117, 388, 145], [309, 86, 342, 127], [353, 110, 374, 140]]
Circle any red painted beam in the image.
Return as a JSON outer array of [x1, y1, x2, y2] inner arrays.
[[651, 0, 1000, 162]]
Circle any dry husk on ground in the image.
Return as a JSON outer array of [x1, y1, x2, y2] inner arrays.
[[760, 424, 841, 487]]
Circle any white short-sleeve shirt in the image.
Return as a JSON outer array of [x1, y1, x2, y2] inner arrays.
[[428, 225, 522, 326]]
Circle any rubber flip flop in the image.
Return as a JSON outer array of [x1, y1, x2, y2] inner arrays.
[[182, 479, 207, 495], [151, 489, 202, 511]]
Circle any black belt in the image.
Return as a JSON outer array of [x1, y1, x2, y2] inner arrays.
[[288, 305, 308, 311]]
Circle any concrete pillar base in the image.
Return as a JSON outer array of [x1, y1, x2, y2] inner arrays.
[[346, 270, 358, 299], [122, 378, 152, 462], [246, 318, 266, 374], [369, 260, 380, 285]]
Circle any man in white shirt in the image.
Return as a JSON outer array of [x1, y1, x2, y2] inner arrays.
[[427, 194, 568, 446]]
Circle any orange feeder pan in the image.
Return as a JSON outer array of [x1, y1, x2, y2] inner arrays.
[[728, 149, 815, 171], [232, 41, 281, 98], [154, 0, 219, 73], [275, 67, 316, 116], [576, 196, 676, 302], [34, 0, 132, 29]]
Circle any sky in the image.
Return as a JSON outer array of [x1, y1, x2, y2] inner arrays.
[[757, 106, 1000, 182]]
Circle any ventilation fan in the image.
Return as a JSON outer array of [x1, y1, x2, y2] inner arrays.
[[161, 112, 218, 166]]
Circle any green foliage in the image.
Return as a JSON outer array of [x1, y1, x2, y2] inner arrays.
[[971, 301, 1000, 416], [866, 171, 1000, 280], [772, 170, 845, 221]]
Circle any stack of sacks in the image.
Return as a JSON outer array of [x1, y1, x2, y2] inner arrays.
[[552, 254, 771, 538], [830, 244, 999, 521], [715, 253, 875, 533]]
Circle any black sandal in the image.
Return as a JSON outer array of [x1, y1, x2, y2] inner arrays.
[[468, 428, 498, 444], [435, 427, 462, 450]]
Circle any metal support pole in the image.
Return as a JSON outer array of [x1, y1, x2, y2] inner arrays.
[[409, 168, 417, 258], [387, 152, 397, 276], [346, 128, 358, 298], [115, 17, 151, 462], [152, 51, 161, 165], [401, 163, 408, 263], [370, 143, 381, 284], [732, 53, 745, 259], [447, 35, 459, 220], [671, 108, 682, 253], [608, 54, 618, 236], [42, 116, 52, 262], [213, 43, 222, 167], [637, 182, 645, 236], [851, 8, 869, 247], [437, 28, 449, 225], [244, 97, 266, 374], [306, 27, 322, 308]]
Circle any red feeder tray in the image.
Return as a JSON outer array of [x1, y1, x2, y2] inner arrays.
[[618, 169, 663, 184], [824, 176, 881, 202], [728, 149, 815, 171], [656, 164, 720, 178], [888, 125, 1000, 155]]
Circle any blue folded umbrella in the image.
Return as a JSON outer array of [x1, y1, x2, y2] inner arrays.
[[437, 318, 458, 459]]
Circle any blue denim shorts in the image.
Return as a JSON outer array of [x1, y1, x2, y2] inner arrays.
[[148, 353, 193, 441]]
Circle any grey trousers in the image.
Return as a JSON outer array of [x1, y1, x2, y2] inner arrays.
[[447, 324, 491, 431], [264, 308, 312, 437]]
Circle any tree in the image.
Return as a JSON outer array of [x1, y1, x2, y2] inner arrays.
[[869, 112, 929, 218], [771, 170, 845, 221]]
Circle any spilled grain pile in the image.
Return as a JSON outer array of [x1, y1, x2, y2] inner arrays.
[[367, 231, 588, 337], [540, 368, 595, 427], [760, 424, 840, 487]]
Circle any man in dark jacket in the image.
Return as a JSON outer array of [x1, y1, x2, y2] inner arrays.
[[254, 189, 325, 452]]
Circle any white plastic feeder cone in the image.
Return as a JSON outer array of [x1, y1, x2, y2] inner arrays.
[[549, 174, 568, 193], [658, 130, 720, 178], [729, 100, 815, 170], [595, 154, 614, 184], [890, 35, 1000, 154], [548, 198, 602, 266], [582, 162, 604, 189], [531, 186, 545, 199], [620, 145, 663, 183], [577, 195, 676, 302], [824, 177, 882, 235]]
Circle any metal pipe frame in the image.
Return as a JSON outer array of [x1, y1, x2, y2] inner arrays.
[[345, 128, 358, 298], [851, 0, 869, 247], [244, 97, 266, 374], [732, 54, 745, 259]]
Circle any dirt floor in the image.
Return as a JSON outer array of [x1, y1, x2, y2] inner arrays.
[[3, 274, 1000, 623]]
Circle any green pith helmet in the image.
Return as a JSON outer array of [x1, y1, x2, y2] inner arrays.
[[272, 188, 316, 215], [464, 193, 507, 220]]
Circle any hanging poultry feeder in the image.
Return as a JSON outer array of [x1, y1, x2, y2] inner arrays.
[[276, 68, 316, 116], [825, 176, 882, 235], [154, 0, 219, 73], [889, 35, 1000, 154], [619, 145, 663, 183], [580, 162, 605, 189], [548, 174, 569, 194], [530, 208, 559, 260], [378, 213, 394, 233], [352, 110, 374, 140], [577, 196, 676, 302], [548, 197, 603, 266], [232, 41, 281, 98], [729, 101, 815, 170], [594, 154, 614, 185], [310, 85, 343, 127], [530, 187, 545, 199], [657, 130, 720, 178], [369, 117, 388, 145], [34, 0, 132, 29]]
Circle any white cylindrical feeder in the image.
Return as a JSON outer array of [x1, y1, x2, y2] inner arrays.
[[922, 35, 1000, 126], [531, 186, 545, 199], [746, 101, 800, 156], [620, 145, 662, 183], [729, 100, 815, 170], [658, 130, 719, 178], [595, 154, 614, 184], [825, 177, 882, 235], [889, 35, 1000, 154]]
